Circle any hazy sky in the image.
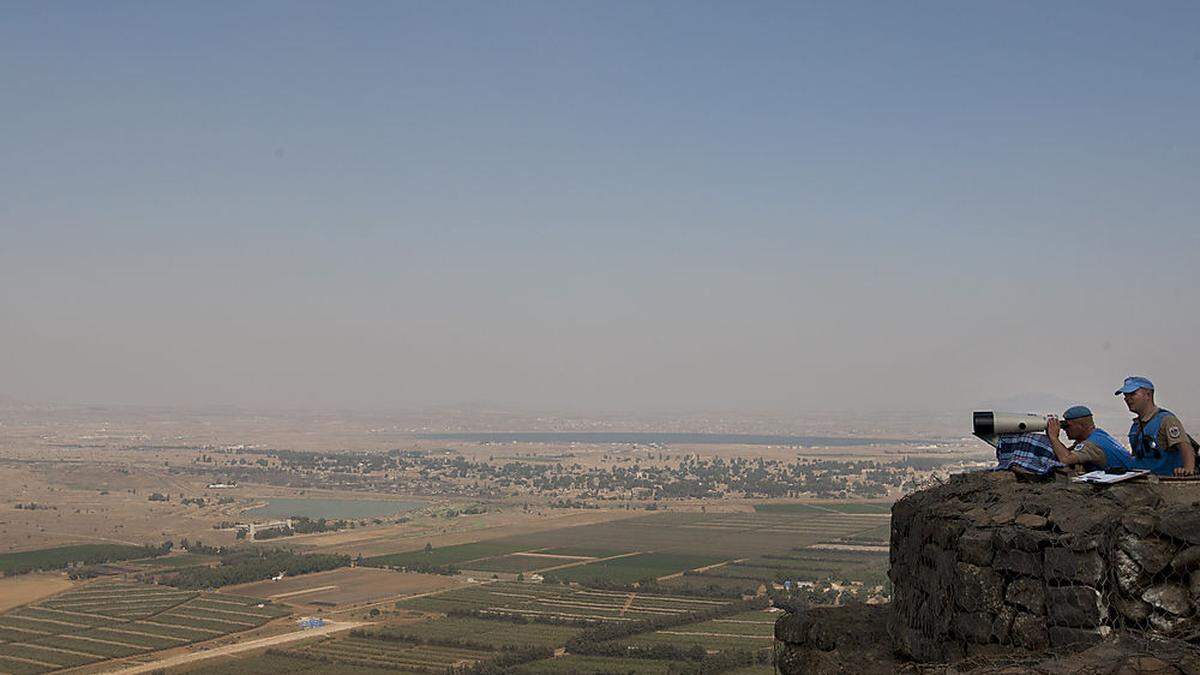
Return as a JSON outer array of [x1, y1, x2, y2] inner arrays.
[[3, 2, 1198, 415]]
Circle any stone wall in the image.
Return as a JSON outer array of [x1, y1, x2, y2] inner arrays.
[[774, 471, 1200, 671]]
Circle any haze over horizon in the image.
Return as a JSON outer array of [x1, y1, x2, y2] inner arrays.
[[4, 2, 1198, 416]]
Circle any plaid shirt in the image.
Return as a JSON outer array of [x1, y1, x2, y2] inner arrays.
[[993, 432, 1064, 476]]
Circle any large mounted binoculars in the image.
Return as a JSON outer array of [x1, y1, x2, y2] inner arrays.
[[972, 411, 1049, 448]]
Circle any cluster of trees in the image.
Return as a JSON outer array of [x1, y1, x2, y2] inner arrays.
[[349, 629, 497, 652], [401, 561, 459, 575], [670, 649, 772, 674], [548, 499, 599, 509], [12, 503, 54, 510], [1, 542, 170, 577], [330, 631, 554, 675], [177, 539, 222, 554], [292, 516, 352, 534], [579, 641, 709, 661], [446, 608, 595, 627], [268, 649, 438, 673], [162, 548, 349, 589], [448, 646, 554, 674]]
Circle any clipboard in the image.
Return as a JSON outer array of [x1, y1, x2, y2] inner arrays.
[[1071, 469, 1150, 484]]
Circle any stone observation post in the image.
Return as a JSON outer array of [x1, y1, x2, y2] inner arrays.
[[774, 472, 1200, 673]]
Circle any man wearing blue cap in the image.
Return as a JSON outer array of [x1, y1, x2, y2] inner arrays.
[[1116, 376, 1197, 476], [1045, 405, 1133, 472]]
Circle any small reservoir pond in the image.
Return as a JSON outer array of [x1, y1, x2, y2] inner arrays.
[[245, 498, 425, 520]]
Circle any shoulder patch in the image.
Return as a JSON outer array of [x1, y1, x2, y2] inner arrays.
[[1169, 425, 1182, 440]]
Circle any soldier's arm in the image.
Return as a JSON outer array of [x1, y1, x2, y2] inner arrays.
[[1165, 416, 1196, 475], [1045, 418, 1091, 465]]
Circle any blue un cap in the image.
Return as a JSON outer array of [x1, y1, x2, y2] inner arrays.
[[1063, 405, 1093, 421], [1115, 376, 1154, 396]]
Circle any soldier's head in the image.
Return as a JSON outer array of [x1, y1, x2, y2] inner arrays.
[[1061, 406, 1095, 442], [1116, 376, 1155, 415]]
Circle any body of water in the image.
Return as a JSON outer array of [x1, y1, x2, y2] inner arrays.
[[245, 498, 425, 520], [417, 432, 934, 446]]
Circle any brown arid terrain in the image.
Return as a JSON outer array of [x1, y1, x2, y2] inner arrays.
[[0, 573, 75, 612], [292, 507, 645, 557], [1, 402, 967, 555], [102, 619, 368, 674], [225, 566, 461, 608]]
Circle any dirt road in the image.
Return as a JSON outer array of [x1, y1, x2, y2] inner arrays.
[[101, 620, 367, 674]]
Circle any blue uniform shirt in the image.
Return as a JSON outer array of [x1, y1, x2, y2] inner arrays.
[[1077, 428, 1133, 472], [1129, 409, 1184, 475]]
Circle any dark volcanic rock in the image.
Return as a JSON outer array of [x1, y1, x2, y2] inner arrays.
[[952, 611, 993, 644], [1171, 545, 1200, 572], [1048, 625, 1112, 648], [1014, 513, 1048, 529], [994, 526, 1051, 552], [1122, 512, 1157, 537], [994, 548, 1042, 577], [1112, 594, 1153, 623], [1044, 547, 1103, 585], [1119, 533, 1176, 575], [775, 604, 899, 675], [777, 471, 1200, 674], [1149, 612, 1191, 634], [1116, 548, 1151, 595], [957, 529, 993, 566], [1005, 577, 1045, 614], [1143, 584, 1192, 616], [1157, 509, 1200, 545], [954, 562, 1004, 613], [1009, 611, 1049, 651], [1047, 586, 1108, 628]]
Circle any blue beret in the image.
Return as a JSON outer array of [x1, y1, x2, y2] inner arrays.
[[1063, 405, 1093, 420]]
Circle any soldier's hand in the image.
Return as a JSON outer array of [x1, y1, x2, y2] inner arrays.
[[1046, 416, 1061, 438], [1174, 467, 1195, 477]]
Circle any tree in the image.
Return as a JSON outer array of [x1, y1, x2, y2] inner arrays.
[[424, 542, 433, 555]]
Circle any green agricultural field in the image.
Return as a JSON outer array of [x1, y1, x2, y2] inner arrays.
[[546, 552, 725, 584], [462, 554, 571, 573], [539, 547, 629, 558], [397, 581, 735, 623], [659, 575, 762, 595], [369, 616, 585, 648], [364, 510, 892, 582], [0, 544, 164, 575], [0, 580, 290, 674], [624, 609, 777, 653], [296, 635, 494, 671], [839, 523, 891, 544], [134, 552, 220, 570], [512, 654, 677, 674], [692, 547, 889, 587], [724, 665, 778, 675], [195, 651, 406, 675], [753, 502, 892, 514], [364, 541, 533, 568]]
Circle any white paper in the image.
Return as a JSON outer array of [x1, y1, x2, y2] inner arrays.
[[1071, 469, 1150, 484]]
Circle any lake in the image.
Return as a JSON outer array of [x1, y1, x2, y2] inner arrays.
[[245, 498, 425, 520]]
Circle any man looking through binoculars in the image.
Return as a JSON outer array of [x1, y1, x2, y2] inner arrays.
[[1045, 406, 1132, 472]]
